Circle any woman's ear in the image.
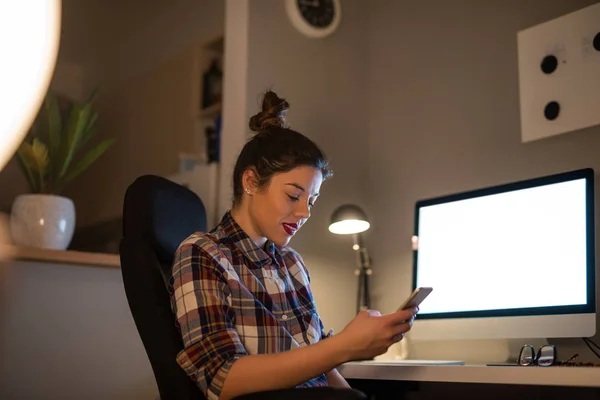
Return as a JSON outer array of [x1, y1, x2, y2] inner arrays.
[[242, 168, 259, 194]]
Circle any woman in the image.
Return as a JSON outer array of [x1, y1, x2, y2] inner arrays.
[[170, 91, 417, 400]]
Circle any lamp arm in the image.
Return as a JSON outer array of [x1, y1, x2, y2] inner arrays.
[[352, 233, 372, 313], [352, 233, 371, 270]]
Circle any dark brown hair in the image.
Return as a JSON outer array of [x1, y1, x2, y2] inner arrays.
[[232, 90, 333, 207]]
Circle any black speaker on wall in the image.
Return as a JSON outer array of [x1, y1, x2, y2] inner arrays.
[[544, 101, 560, 121], [541, 55, 558, 74]]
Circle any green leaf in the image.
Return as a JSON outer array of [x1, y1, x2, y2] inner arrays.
[[31, 138, 49, 191], [17, 139, 49, 192], [20, 88, 109, 194], [45, 93, 62, 162], [86, 111, 98, 133], [58, 101, 91, 178], [17, 144, 39, 193], [76, 111, 99, 152], [86, 88, 99, 105], [28, 138, 49, 173], [60, 138, 115, 186], [57, 102, 79, 171], [44, 93, 62, 184]]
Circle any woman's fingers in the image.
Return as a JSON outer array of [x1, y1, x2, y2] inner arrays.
[[392, 320, 414, 337]]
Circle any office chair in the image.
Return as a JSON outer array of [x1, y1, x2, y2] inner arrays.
[[120, 175, 205, 399], [120, 175, 366, 400]]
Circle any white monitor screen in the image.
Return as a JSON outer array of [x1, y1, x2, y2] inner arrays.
[[414, 169, 595, 318]]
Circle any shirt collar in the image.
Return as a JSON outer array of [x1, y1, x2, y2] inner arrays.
[[217, 211, 277, 267]]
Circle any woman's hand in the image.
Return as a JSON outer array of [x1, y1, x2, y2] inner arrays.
[[337, 307, 418, 361]]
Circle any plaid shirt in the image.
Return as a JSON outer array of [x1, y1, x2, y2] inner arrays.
[[169, 211, 332, 399]]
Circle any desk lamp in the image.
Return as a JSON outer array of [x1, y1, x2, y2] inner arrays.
[[0, 1, 61, 253], [329, 204, 372, 314]]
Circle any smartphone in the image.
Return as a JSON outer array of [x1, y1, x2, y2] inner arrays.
[[397, 287, 433, 311]]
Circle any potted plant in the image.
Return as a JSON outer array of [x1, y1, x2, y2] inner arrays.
[[10, 90, 114, 250]]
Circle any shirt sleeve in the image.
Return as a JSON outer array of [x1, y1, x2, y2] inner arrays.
[[170, 241, 248, 400]]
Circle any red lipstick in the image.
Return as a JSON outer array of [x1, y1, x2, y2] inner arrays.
[[282, 222, 298, 235]]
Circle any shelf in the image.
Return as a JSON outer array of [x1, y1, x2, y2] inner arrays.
[[0, 244, 121, 268], [198, 102, 221, 120]]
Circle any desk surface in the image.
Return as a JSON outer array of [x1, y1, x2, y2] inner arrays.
[[338, 361, 600, 388]]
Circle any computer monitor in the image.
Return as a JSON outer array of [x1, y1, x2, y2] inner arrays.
[[410, 168, 596, 340]]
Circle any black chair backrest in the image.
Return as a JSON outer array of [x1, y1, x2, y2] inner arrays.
[[120, 175, 207, 400]]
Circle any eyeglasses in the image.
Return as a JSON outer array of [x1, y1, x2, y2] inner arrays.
[[518, 344, 598, 367], [518, 344, 557, 367]]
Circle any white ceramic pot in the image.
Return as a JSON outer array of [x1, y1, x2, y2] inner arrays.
[[10, 194, 76, 250]]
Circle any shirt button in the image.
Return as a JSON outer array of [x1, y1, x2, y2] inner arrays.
[[281, 314, 288, 320]]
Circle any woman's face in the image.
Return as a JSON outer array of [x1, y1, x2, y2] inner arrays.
[[246, 166, 323, 247]]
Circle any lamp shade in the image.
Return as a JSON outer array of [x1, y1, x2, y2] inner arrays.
[[328, 204, 370, 235], [0, 1, 61, 171]]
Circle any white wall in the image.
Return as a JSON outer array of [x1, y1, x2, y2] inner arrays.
[[0, 261, 158, 400], [367, 0, 600, 363], [222, 0, 370, 334], [224, 0, 600, 364]]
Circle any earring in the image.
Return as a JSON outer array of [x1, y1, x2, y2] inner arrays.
[[245, 188, 252, 195]]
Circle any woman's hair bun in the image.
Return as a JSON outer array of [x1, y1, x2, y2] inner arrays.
[[249, 90, 290, 132]]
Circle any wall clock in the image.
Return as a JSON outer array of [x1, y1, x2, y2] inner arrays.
[[285, 0, 342, 39]]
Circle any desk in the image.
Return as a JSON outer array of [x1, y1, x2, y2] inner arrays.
[[338, 362, 600, 399], [339, 361, 600, 387]]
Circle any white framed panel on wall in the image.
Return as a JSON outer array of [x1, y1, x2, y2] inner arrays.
[[517, 3, 600, 143]]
